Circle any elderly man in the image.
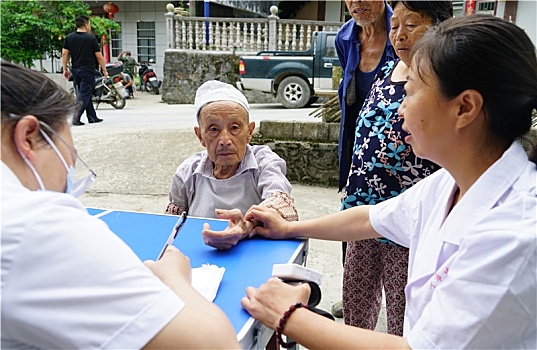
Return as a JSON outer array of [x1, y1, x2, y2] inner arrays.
[[333, 0, 396, 318], [165, 80, 298, 250]]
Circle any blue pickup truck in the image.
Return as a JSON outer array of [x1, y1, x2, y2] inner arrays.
[[237, 31, 340, 108]]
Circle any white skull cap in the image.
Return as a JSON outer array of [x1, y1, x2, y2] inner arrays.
[[194, 80, 250, 120]]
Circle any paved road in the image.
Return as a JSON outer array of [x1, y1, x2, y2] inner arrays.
[[73, 91, 387, 331]]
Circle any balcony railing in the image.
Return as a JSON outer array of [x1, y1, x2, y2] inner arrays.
[[165, 5, 344, 54]]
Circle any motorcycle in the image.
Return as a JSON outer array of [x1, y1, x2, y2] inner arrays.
[[139, 59, 161, 95], [70, 72, 126, 110]]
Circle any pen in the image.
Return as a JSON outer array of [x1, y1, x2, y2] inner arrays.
[[157, 209, 188, 260]]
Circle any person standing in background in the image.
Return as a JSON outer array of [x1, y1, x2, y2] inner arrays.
[[341, 0, 452, 334], [118, 50, 138, 77], [332, 0, 396, 318], [62, 15, 107, 126]]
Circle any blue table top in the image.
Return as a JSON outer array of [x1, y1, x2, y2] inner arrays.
[[89, 209, 304, 341]]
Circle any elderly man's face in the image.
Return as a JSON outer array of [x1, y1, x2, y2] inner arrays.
[[195, 101, 255, 178], [345, 0, 385, 27]]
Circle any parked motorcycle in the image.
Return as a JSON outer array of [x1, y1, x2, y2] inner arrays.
[[139, 59, 161, 95], [70, 74, 126, 110]]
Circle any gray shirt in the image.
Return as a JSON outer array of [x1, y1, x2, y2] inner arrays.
[[168, 145, 292, 218]]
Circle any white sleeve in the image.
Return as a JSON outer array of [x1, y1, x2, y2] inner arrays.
[[369, 170, 451, 248], [407, 194, 537, 349], [2, 194, 184, 349]]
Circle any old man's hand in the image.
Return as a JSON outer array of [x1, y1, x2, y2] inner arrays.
[[201, 208, 257, 249]]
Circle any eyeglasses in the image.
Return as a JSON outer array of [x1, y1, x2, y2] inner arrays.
[[6, 113, 96, 196], [39, 121, 97, 196]]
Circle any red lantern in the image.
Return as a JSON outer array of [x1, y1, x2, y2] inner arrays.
[[103, 2, 119, 18]]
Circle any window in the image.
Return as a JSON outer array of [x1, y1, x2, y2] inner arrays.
[[137, 21, 156, 64], [323, 35, 337, 58], [477, 1, 495, 15], [110, 21, 122, 58]]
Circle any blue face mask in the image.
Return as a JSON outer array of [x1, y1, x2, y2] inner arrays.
[[18, 127, 95, 197]]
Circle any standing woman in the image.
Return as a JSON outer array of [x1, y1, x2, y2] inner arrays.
[[342, 1, 452, 334], [243, 15, 536, 349]]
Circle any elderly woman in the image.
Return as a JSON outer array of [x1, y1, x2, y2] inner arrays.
[[341, 0, 452, 334], [1, 62, 238, 348], [243, 15, 536, 349], [165, 80, 298, 249]]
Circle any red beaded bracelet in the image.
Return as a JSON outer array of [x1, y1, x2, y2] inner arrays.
[[276, 302, 308, 348]]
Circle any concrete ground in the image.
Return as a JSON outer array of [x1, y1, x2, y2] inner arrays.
[[72, 90, 387, 332]]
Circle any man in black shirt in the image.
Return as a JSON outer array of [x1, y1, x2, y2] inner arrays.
[[62, 15, 108, 126]]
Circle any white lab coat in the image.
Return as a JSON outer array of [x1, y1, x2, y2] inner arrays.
[[1, 162, 184, 349], [370, 141, 536, 349]]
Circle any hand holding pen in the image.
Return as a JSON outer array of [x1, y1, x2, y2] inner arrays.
[[158, 208, 188, 260], [145, 208, 191, 285]]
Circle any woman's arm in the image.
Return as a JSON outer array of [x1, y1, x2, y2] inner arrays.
[[242, 278, 409, 349], [143, 247, 239, 349], [245, 204, 382, 242]]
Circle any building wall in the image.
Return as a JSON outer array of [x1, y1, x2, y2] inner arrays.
[[513, 0, 537, 46], [98, 1, 169, 80], [292, 1, 344, 22], [486, 0, 536, 47], [325, 1, 345, 22]]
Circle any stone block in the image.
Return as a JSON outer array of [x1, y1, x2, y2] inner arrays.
[[269, 141, 339, 187], [293, 122, 330, 142], [253, 121, 340, 187], [162, 50, 276, 104], [259, 120, 294, 140], [328, 122, 340, 142]]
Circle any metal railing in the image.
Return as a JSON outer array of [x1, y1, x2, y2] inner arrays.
[[165, 5, 343, 54]]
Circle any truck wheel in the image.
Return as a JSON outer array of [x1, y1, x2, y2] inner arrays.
[[277, 76, 311, 109], [306, 96, 319, 107]]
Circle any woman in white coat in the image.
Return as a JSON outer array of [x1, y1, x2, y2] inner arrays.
[[1, 62, 238, 349], [242, 15, 536, 349]]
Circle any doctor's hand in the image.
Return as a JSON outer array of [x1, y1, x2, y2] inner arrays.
[[241, 277, 311, 330], [201, 208, 257, 250], [144, 245, 192, 286], [245, 205, 292, 240]]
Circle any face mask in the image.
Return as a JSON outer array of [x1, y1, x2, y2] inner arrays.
[[17, 127, 95, 197], [39, 129, 95, 197]]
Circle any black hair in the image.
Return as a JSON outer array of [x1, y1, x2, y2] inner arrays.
[[411, 15, 537, 163], [390, 1, 453, 24], [75, 15, 90, 29], [1, 62, 77, 135]]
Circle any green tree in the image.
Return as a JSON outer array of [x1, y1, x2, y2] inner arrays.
[[42, 1, 92, 59], [0, 0, 51, 66], [0, 0, 120, 68], [88, 15, 121, 47]]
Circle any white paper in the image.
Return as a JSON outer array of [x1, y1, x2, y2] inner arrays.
[[191, 264, 225, 302]]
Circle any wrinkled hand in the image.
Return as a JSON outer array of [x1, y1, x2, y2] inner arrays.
[[201, 208, 256, 250], [144, 245, 191, 285], [241, 278, 311, 330], [245, 205, 291, 239]]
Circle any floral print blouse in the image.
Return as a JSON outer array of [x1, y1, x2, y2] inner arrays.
[[342, 60, 438, 244]]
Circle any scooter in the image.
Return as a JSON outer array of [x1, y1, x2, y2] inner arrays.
[[139, 59, 161, 95], [70, 72, 126, 110]]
